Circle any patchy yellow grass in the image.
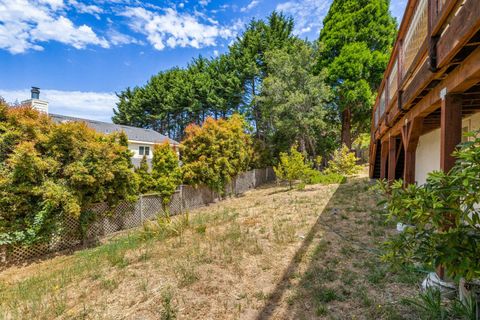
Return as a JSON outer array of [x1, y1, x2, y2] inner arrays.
[[0, 171, 421, 319]]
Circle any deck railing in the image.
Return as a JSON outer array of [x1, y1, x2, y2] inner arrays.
[[371, 0, 477, 134]]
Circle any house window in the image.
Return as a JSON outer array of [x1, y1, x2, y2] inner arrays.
[[139, 146, 150, 156]]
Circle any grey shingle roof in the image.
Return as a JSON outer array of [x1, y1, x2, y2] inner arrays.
[[50, 114, 179, 145]]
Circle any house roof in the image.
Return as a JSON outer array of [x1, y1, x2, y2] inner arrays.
[[50, 114, 179, 145]]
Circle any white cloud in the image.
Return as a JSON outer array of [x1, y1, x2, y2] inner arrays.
[[0, 0, 109, 54], [69, 0, 103, 18], [0, 89, 117, 122], [240, 0, 259, 12], [108, 29, 142, 46], [213, 49, 219, 57], [199, 0, 210, 6], [276, 0, 331, 36], [120, 7, 236, 51]]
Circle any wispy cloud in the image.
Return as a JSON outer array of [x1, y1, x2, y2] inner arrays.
[[0, 0, 109, 54], [240, 0, 260, 12], [120, 6, 236, 51], [0, 89, 117, 122], [276, 0, 331, 36]]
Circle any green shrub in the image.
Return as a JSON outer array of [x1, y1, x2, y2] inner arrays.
[[151, 142, 182, 209], [274, 146, 311, 188], [325, 144, 361, 176], [303, 170, 346, 185], [377, 130, 480, 281], [181, 115, 252, 194], [0, 106, 138, 246], [135, 155, 155, 194]]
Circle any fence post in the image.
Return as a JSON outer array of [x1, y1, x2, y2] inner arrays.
[[139, 195, 144, 223], [180, 185, 184, 214], [0, 245, 6, 264]]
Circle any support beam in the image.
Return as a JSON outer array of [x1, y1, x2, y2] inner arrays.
[[388, 136, 397, 182], [401, 116, 424, 184], [440, 94, 463, 172], [437, 94, 463, 280], [380, 140, 389, 179]]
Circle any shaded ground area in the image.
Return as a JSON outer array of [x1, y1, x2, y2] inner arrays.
[[0, 172, 422, 319]]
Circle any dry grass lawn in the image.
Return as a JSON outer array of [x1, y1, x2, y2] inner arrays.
[[0, 170, 423, 319]]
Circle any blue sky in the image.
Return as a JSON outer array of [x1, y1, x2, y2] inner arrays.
[[0, 0, 407, 121]]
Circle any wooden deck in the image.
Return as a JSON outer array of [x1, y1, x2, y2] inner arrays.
[[369, 0, 480, 180]]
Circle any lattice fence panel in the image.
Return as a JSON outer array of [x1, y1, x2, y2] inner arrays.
[[101, 201, 137, 235], [142, 194, 166, 220], [1, 167, 275, 267]]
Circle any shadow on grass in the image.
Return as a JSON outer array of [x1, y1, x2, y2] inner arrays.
[[254, 177, 405, 319], [255, 180, 356, 320]]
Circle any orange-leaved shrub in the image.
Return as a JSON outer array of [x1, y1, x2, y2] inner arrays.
[[0, 104, 138, 245], [181, 114, 252, 194]]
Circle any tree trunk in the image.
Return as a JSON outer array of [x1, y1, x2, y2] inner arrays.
[[299, 137, 307, 156], [341, 108, 352, 149]]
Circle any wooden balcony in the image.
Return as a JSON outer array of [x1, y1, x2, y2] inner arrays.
[[370, 0, 480, 178]]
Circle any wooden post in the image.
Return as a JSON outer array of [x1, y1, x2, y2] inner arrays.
[[380, 139, 389, 179], [401, 116, 424, 185], [440, 94, 462, 172], [388, 136, 397, 182], [437, 93, 462, 280]]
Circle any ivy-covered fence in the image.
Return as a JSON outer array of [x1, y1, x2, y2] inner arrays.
[[0, 168, 275, 266]]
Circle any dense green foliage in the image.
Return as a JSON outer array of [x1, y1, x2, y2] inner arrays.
[[275, 145, 350, 188], [0, 106, 138, 245], [181, 114, 252, 194], [377, 131, 480, 281], [325, 145, 362, 176], [151, 142, 182, 207], [113, 5, 396, 161], [135, 156, 154, 194], [317, 0, 397, 147], [112, 12, 295, 145], [112, 12, 340, 162], [303, 171, 347, 185], [274, 146, 311, 188], [258, 39, 333, 158]]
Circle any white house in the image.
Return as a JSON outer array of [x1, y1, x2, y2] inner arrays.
[[23, 87, 179, 167]]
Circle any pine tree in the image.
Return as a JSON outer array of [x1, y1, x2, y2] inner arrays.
[[317, 0, 397, 148]]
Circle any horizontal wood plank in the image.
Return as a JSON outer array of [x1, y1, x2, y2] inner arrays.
[[436, 0, 480, 69]]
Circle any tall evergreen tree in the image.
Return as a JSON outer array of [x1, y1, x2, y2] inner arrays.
[[258, 40, 332, 158], [317, 0, 397, 148], [230, 11, 295, 139]]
